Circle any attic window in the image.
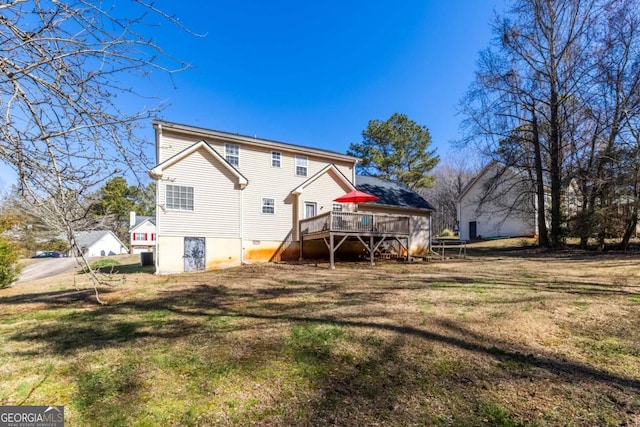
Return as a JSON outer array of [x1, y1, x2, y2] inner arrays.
[[295, 156, 307, 176], [225, 143, 239, 167], [272, 151, 281, 168]]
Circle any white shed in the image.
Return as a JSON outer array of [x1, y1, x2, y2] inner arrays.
[[72, 230, 129, 257]]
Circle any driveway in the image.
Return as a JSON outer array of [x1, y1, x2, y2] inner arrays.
[[17, 257, 79, 283]]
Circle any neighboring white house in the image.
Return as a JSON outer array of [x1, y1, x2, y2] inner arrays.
[[457, 161, 537, 241], [149, 120, 434, 273], [72, 230, 129, 257], [128, 211, 156, 254], [457, 161, 582, 241]]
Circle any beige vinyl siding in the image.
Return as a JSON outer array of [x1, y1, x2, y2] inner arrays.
[[157, 127, 355, 242], [160, 130, 353, 178], [237, 145, 354, 242], [159, 132, 203, 162], [297, 169, 354, 218], [158, 148, 241, 237]]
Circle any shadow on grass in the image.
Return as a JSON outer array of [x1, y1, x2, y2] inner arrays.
[[0, 288, 115, 306], [4, 267, 640, 425], [466, 244, 640, 261], [81, 262, 156, 275], [7, 282, 640, 392]]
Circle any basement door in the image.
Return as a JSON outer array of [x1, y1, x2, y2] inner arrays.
[[184, 237, 205, 272]]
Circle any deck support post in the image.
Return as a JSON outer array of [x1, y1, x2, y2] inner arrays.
[[329, 233, 335, 269], [299, 234, 303, 261], [370, 235, 375, 265]]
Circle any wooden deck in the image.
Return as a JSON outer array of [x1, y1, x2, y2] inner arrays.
[[298, 211, 411, 268]]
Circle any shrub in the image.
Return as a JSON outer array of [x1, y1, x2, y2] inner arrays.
[[440, 228, 454, 237], [0, 237, 21, 288], [82, 258, 121, 273], [39, 238, 70, 253]]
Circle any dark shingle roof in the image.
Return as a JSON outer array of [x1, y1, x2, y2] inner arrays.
[[355, 175, 435, 211]]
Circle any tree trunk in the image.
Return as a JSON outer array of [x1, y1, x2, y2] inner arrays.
[[549, 79, 563, 247], [620, 211, 638, 251], [531, 110, 549, 247]]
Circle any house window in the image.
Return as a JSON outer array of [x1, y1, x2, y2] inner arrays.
[[262, 198, 275, 214], [332, 203, 343, 212], [295, 156, 308, 176], [166, 185, 194, 211], [304, 202, 317, 218], [271, 151, 281, 168], [134, 233, 147, 241], [225, 143, 239, 167]]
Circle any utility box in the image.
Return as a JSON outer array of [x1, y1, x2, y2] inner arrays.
[[140, 252, 154, 266]]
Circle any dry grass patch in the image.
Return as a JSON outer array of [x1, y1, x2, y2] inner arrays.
[[1, 251, 640, 426]]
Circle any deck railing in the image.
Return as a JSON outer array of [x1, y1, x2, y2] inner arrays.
[[299, 211, 410, 236]]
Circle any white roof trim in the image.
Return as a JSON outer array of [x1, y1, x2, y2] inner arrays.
[[291, 164, 355, 195], [149, 140, 248, 187]]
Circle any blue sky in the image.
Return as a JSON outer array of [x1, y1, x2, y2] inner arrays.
[[0, 1, 506, 190], [152, 0, 506, 152]]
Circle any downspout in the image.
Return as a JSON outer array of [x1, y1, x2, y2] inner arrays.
[[154, 123, 162, 275], [429, 212, 433, 253], [240, 185, 247, 264], [352, 159, 359, 187]]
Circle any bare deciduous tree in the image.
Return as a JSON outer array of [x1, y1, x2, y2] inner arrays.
[[461, 0, 598, 247], [571, 0, 640, 249], [0, 1, 194, 302], [421, 158, 478, 236]]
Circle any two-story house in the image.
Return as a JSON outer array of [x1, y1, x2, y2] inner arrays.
[[128, 211, 156, 254], [149, 120, 434, 273]]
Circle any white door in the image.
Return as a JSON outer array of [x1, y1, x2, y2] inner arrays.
[[304, 202, 317, 218]]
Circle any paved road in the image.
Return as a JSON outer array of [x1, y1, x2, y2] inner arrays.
[[17, 258, 79, 283]]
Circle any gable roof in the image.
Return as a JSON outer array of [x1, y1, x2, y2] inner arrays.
[[154, 120, 359, 164], [457, 160, 498, 202], [74, 230, 128, 250], [291, 164, 355, 195], [129, 216, 156, 233], [458, 161, 579, 203], [148, 140, 248, 187], [355, 175, 435, 211]]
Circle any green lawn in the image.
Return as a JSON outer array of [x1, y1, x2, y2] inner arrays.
[[1, 250, 639, 426]]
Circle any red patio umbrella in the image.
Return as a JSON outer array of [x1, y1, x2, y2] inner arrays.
[[333, 190, 379, 203]]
